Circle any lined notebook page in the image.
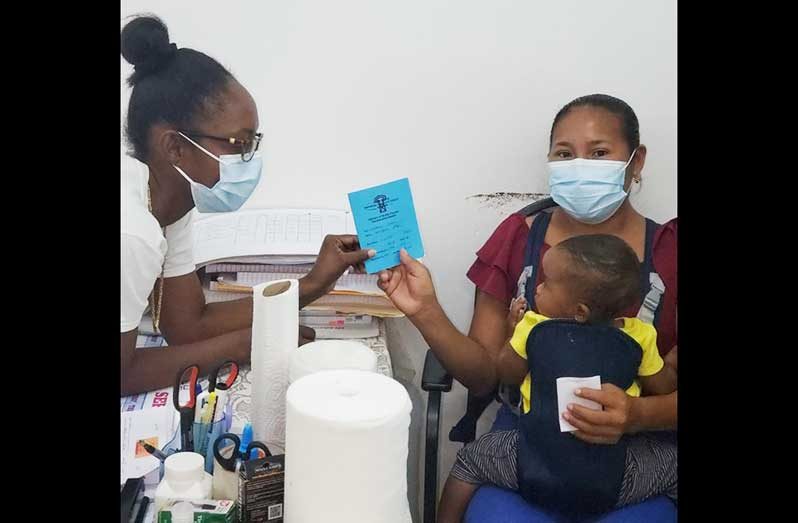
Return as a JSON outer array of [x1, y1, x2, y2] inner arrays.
[[193, 208, 352, 266], [205, 263, 315, 273]]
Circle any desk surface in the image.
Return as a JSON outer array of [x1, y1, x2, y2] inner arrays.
[[134, 320, 392, 522]]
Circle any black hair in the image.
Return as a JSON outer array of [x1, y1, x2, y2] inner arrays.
[[549, 94, 640, 154], [556, 234, 640, 323], [121, 15, 234, 161]]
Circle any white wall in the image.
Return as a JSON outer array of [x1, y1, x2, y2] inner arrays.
[[122, 1, 676, 519]]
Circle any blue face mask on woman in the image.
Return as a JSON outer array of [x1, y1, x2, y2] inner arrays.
[[172, 132, 262, 213], [547, 149, 637, 224]]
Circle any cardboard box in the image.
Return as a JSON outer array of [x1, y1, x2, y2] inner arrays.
[[157, 498, 237, 522], [238, 455, 285, 522]]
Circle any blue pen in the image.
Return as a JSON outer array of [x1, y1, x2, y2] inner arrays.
[[239, 423, 253, 457], [238, 423, 262, 459]]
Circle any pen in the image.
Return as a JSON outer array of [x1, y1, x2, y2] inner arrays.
[[133, 496, 150, 523], [141, 441, 167, 462], [189, 501, 217, 510]]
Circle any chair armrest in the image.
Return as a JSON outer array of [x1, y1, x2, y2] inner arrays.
[[422, 349, 452, 392]]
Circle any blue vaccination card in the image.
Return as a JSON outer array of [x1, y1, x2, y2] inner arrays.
[[347, 178, 425, 274]]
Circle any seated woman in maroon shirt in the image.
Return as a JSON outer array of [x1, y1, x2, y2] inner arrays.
[[377, 93, 677, 513]]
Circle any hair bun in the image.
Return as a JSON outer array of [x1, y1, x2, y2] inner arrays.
[[121, 15, 178, 80]]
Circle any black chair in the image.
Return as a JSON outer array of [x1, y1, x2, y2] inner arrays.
[[420, 197, 557, 523], [421, 350, 453, 523]]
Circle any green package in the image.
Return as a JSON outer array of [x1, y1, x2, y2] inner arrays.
[[157, 499, 237, 522]]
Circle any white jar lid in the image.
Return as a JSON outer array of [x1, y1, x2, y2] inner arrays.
[[164, 452, 204, 483]]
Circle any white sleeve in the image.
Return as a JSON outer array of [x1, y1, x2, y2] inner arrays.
[[163, 212, 196, 278], [121, 233, 163, 332]]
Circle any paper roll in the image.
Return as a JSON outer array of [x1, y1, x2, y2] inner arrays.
[[285, 370, 412, 523], [250, 279, 299, 454], [288, 340, 378, 383]]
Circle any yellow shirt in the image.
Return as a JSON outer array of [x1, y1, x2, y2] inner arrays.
[[508, 311, 664, 414]]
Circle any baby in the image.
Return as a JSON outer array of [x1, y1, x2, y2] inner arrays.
[[438, 234, 677, 521]]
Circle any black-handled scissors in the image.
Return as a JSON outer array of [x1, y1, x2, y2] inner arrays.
[[209, 360, 239, 393], [212, 433, 272, 472], [173, 364, 199, 452]]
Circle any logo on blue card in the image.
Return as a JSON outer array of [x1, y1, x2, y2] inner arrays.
[[374, 194, 388, 213]]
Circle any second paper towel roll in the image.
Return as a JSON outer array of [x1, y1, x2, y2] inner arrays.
[[288, 340, 378, 383], [285, 369, 412, 523], [250, 279, 299, 454]]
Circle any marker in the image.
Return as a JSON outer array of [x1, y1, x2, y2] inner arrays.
[[194, 387, 210, 423], [133, 496, 150, 523], [239, 423, 253, 456], [201, 391, 217, 424], [140, 441, 167, 462], [213, 383, 230, 422]]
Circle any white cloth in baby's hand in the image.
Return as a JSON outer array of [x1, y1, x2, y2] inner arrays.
[[555, 376, 602, 432]]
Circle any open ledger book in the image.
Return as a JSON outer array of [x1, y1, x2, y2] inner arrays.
[[193, 208, 355, 266]]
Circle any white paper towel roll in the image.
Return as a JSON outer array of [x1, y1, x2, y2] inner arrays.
[[250, 279, 299, 454], [288, 340, 378, 383], [285, 370, 412, 523]]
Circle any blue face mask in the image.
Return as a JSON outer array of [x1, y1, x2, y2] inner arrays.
[[547, 150, 637, 224], [172, 132, 262, 213]]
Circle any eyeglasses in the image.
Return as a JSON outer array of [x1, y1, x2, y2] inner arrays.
[[179, 131, 263, 162]]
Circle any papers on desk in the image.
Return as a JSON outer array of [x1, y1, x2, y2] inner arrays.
[[121, 386, 173, 413], [120, 383, 199, 484], [194, 207, 403, 326], [236, 271, 384, 295], [136, 333, 167, 348], [303, 294, 404, 318], [212, 271, 384, 297], [120, 380, 198, 413], [299, 311, 380, 338], [120, 407, 177, 484]]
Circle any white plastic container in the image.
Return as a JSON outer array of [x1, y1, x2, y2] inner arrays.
[[154, 452, 213, 512]]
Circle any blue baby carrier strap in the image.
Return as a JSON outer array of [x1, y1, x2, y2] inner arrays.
[[521, 215, 661, 318]]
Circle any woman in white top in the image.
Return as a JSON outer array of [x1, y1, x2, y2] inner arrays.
[[120, 15, 373, 395]]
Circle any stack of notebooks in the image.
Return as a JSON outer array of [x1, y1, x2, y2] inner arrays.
[[193, 208, 402, 339]]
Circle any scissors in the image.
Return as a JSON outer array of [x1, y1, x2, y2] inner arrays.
[[205, 360, 239, 423], [209, 360, 239, 393], [173, 364, 200, 452], [212, 433, 272, 472]]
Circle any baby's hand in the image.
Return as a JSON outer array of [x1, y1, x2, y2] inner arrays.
[[507, 297, 527, 337]]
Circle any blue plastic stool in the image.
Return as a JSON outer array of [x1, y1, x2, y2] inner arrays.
[[464, 485, 676, 523]]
